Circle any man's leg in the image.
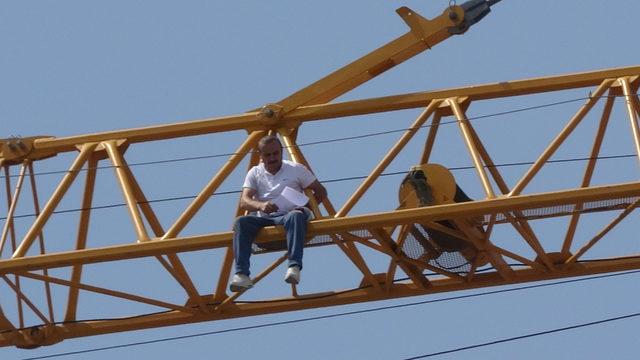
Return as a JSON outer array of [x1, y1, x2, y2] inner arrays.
[[233, 215, 274, 276], [278, 210, 308, 270]]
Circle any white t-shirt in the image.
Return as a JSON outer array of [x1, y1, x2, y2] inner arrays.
[[243, 160, 317, 215]]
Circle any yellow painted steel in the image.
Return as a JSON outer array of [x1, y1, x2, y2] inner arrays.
[[26, 161, 55, 323], [620, 77, 640, 163], [3, 87, 640, 345], [2, 1, 640, 350], [5, 65, 636, 158], [509, 79, 615, 196], [13, 143, 98, 258], [274, 5, 465, 112], [161, 130, 266, 240], [1, 276, 49, 325], [0, 163, 26, 257], [64, 157, 97, 322], [1, 181, 639, 274], [103, 141, 151, 242], [448, 98, 496, 199], [337, 100, 442, 217], [561, 91, 616, 255], [3, 256, 640, 348]]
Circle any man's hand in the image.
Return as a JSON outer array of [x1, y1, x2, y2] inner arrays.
[[307, 180, 327, 204], [241, 188, 279, 213], [260, 201, 279, 214]]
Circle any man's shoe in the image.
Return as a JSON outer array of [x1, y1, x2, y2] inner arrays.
[[229, 273, 253, 292], [284, 266, 301, 285]]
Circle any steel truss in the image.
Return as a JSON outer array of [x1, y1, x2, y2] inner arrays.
[[2, 1, 640, 349]]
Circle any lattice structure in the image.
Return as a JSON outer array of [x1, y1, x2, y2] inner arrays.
[[1, 0, 640, 349]]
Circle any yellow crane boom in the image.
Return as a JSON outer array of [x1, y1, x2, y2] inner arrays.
[[2, 0, 640, 349]]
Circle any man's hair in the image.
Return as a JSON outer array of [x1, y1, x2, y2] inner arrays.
[[258, 135, 283, 152]]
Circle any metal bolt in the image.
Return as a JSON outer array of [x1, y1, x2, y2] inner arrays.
[[263, 108, 274, 118]]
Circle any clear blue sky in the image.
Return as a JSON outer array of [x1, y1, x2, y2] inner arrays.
[[2, 1, 640, 359]]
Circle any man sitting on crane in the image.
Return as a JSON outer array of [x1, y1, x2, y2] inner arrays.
[[229, 135, 327, 292]]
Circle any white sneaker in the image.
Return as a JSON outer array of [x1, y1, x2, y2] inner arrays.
[[284, 266, 301, 285], [229, 273, 253, 292]]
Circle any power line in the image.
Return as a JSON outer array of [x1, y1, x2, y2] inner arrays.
[[4, 260, 633, 333], [1, 152, 636, 222], [15, 269, 640, 360], [0, 94, 608, 180], [402, 312, 640, 359]]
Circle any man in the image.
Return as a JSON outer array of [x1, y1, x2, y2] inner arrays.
[[229, 135, 327, 292]]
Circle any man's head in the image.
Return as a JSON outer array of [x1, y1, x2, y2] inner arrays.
[[258, 135, 283, 174]]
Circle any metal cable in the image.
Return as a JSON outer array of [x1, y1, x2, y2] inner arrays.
[[402, 312, 640, 359], [0, 151, 636, 222], [13, 269, 640, 360], [0, 94, 609, 179]]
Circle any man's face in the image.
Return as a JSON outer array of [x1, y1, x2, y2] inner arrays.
[[259, 141, 283, 174]]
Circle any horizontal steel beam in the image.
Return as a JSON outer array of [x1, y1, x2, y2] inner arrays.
[[2, 254, 639, 347], [2, 181, 638, 274], [287, 66, 640, 121], [30, 66, 640, 155]]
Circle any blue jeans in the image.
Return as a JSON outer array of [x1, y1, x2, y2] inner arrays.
[[233, 209, 309, 276]]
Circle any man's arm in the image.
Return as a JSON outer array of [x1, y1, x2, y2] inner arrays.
[[240, 187, 278, 214], [305, 180, 327, 203]]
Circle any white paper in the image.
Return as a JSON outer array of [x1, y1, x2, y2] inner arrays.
[[272, 186, 309, 212]]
